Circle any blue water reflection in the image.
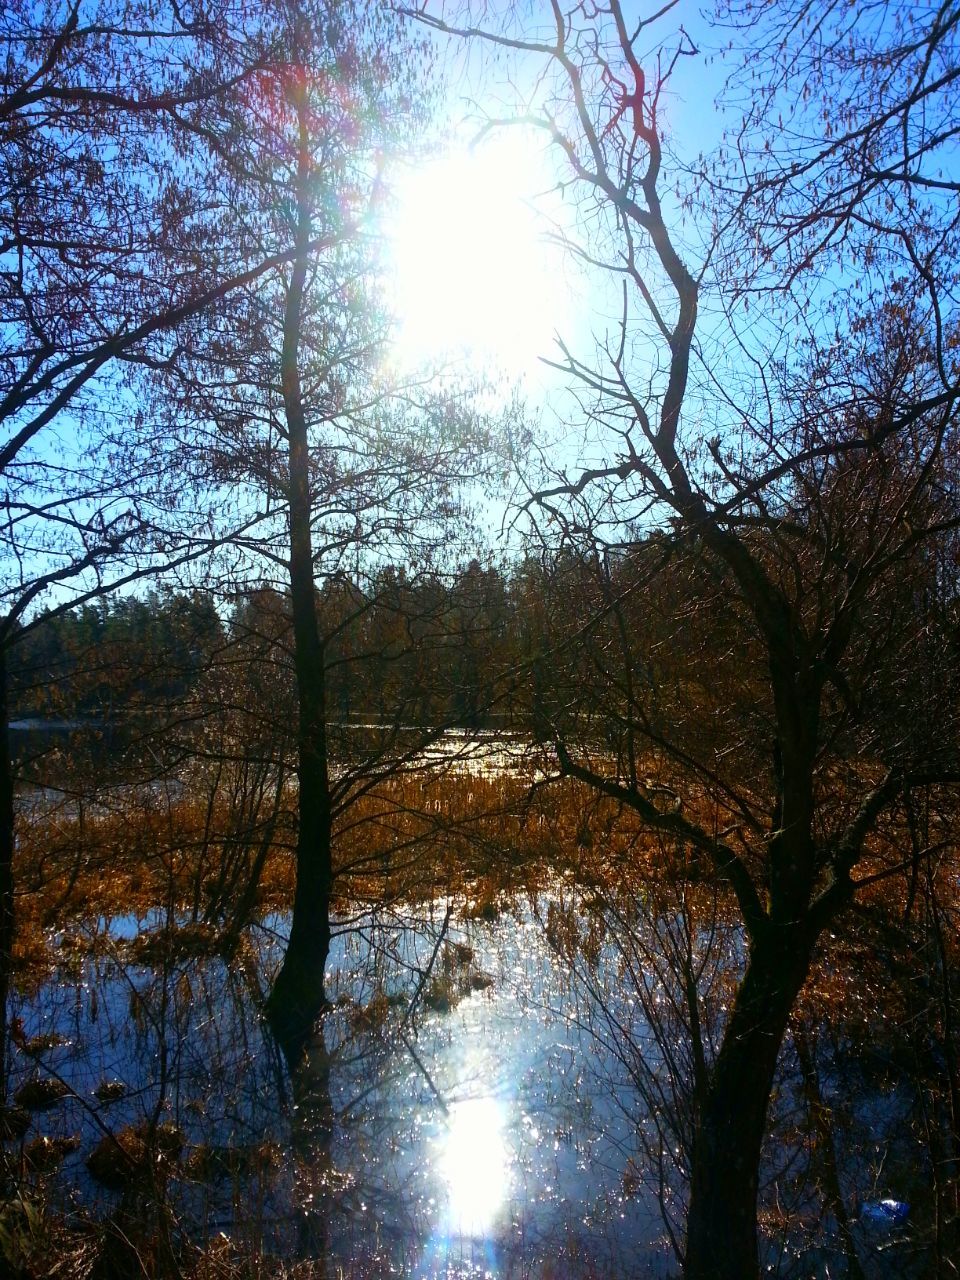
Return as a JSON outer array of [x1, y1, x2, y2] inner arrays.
[[7, 900, 676, 1277]]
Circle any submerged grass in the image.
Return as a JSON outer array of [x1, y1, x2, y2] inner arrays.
[[11, 754, 960, 1038], [0, 760, 722, 1278], [6, 752, 959, 1280]]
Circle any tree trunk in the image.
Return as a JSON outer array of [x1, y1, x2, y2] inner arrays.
[[265, 84, 332, 1068], [684, 929, 814, 1280], [0, 646, 12, 1098]]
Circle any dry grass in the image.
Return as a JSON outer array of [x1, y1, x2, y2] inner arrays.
[[6, 758, 959, 1280], [13, 754, 960, 1014], [10, 768, 691, 972]]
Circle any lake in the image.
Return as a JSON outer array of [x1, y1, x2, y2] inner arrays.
[[4, 884, 919, 1278]]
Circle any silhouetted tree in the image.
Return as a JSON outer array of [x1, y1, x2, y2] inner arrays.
[[152, 0, 499, 1064], [418, 3, 960, 1274], [0, 0, 360, 1085]]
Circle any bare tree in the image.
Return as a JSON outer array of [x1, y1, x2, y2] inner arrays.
[[413, 2, 960, 1275], [0, 0, 364, 1088], [152, 0, 501, 1065]]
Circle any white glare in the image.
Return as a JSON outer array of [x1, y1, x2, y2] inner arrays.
[[387, 135, 567, 379], [439, 1096, 511, 1236]]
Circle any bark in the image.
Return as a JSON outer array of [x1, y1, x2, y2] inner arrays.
[[684, 928, 814, 1280], [0, 646, 12, 1098], [265, 80, 332, 1069]]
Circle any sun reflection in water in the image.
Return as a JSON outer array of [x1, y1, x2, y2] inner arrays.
[[439, 1097, 511, 1237]]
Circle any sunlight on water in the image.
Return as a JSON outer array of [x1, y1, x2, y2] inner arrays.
[[439, 1097, 511, 1237]]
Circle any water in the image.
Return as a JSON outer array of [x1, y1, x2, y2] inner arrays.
[[3, 885, 929, 1279], [5, 723, 940, 1276], [5, 898, 676, 1278]]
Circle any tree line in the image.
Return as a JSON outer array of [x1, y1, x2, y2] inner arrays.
[[8, 563, 516, 734]]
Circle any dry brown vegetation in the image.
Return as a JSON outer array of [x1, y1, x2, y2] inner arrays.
[[10, 768, 655, 960], [5, 761, 959, 1280], [14, 760, 957, 1010]]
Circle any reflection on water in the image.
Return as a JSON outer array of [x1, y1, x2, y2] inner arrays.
[[5, 899, 673, 1277], [439, 1096, 511, 1237], [3, 891, 924, 1278]]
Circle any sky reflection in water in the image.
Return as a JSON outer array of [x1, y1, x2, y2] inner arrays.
[[10, 901, 678, 1277]]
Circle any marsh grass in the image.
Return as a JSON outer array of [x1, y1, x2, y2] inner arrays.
[[11, 755, 957, 1041], [3, 762, 697, 1279], [10, 767, 696, 977]]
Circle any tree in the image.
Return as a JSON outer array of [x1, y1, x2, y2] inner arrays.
[[708, 0, 960, 318], [155, 0, 499, 1064], [0, 0, 367, 1090], [416, 2, 960, 1275]]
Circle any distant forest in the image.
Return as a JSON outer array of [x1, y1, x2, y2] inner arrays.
[[10, 561, 519, 735]]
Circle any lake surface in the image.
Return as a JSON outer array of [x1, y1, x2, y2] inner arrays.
[[6, 895, 678, 1277], [4, 885, 921, 1278]]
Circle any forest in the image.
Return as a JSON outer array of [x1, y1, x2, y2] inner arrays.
[[2, 1, 960, 1278]]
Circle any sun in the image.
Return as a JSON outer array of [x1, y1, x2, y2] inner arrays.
[[385, 132, 568, 380]]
